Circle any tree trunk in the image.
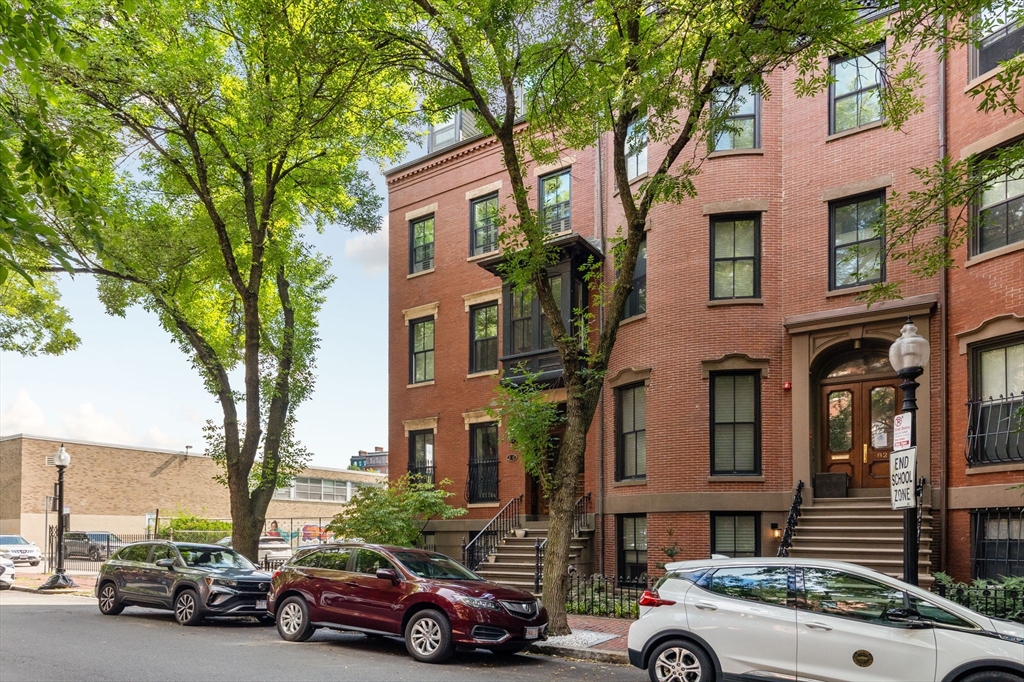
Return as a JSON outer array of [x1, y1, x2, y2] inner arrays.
[[230, 492, 266, 562]]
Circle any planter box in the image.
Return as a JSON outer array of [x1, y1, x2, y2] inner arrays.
[[814, 472, 849, 498]]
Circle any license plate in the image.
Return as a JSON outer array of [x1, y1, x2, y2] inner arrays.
[[256, 600, 267, 610], [524, 627, 540, 639]]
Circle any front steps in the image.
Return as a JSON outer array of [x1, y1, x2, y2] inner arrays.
[[473, 520, 591, 595], [788, 496, 934, 584]]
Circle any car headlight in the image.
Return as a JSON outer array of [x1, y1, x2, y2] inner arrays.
[[456, 596, 502, 611], [205, 577, 238, 588]]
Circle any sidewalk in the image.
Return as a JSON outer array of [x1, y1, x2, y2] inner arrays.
[[528, 614, 631, 664], [10, 570, 96, 596]]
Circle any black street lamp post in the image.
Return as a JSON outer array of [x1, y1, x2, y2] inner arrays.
[[40, 444, 77, 590], [889, 318, 930, 587]]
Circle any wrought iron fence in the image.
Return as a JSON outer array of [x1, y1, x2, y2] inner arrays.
[[934, 583, 1024, 623], [565, 574, 648, 619], [408, 465, 435, 485], [467, 459, 499, 503], [462, 494, 522, 570], [965, 394, 1024, 465], [971, 507, 1024, 581], [258, 557, 289, 572], [46, 529, 153, 572]]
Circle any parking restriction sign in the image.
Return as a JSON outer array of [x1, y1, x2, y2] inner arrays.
[[893, 413, 913, 451]]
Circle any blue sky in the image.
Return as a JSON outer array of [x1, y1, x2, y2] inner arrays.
[[0, 159, 395, 470]]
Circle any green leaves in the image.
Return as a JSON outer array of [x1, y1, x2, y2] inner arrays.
[[326, 475, 467, 547]]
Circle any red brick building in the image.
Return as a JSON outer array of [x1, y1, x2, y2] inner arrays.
[[385, 19, 1022, 585]]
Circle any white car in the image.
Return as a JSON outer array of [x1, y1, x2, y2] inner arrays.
[[628, 557, 1024, 682], [0, 535, 42, 566], [0, 556, 15, 589], [216, 535, 293, 562]]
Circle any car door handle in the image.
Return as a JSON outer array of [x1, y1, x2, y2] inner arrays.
[[344, 581, 361, 588], [805, 622, 833, 631], [693, 602, 718, 611]]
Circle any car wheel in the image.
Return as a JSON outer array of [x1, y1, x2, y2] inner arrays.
[[29, 561, 39, 567], [405, 609, 454, 664], [97, 582, 124, 616], [88, 547, 100, 561], [276, 596, 315, 642], [648, 639, 714, 682], [173, 589, 204, 626], [961, 672, 1024, 682]]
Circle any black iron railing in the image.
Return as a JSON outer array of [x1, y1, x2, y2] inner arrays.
[[573, 492, 592, 538], [467, 459, 499, 503], [259, 557, 289, 572], [47, 529, 153, 572], [971, 507, 1024, 581], [408, 465, 435, 484], [934, 583, 1023, 623], [534, 537, 546, 593], [565, 574, 648, 619], [777, 480, 805, 558], [965, 394, 1023, 465], [462, 494, 522, 570]]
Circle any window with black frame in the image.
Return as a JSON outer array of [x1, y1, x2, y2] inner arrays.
[[967, 339, 1023, 465], [974, 156, 1024, 255], [616, 383, 647, 480], [410, 215, 435, 273], [470, 194, 499, 256], [540, 169, 571, 233], [829, 44, 883, 134], [830, 192, 884, 290], [408, 430, 434, 483], [974, 1, 1023, 78], [618, 515, 647, 582], [624, 239, 647, 318], [468, 422, 499, 503], [971, 507, 1024, 579], [711, 215, 759, 299], [510, 289, 533, 355], [712, 84, 759, 151], [409, 317, 435, 384], [470, 303, 498, 373], [712, 513, 759, 557], [711, 372, 760, 475]]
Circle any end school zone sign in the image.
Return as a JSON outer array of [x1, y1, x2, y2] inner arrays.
[[891, 447, 917, 510]]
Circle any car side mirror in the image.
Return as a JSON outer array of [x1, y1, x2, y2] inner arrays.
[[376, 568, 400, 584], [886, 607, 931, 628], [155, 558, 176, 570]]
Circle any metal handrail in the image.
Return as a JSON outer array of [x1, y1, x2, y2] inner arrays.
[[573, 492, 592, 538], [777, 480, 804, 558], [462, 494, 522, 570], [534, 537, 546, 593], [915, 476, 926, 543]]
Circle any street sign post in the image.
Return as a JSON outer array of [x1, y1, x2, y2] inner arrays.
[[891, 447, 917, 510]]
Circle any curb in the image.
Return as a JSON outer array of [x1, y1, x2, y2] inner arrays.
[[527, 642, 630, 665], [9, 584, 92, 596]]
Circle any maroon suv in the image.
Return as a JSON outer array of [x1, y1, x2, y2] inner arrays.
[[268, 543, 548, 663]]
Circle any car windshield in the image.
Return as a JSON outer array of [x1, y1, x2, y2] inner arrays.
[[393, 551, 481, 580], [261, 537, 288, 544], [0, 536, 29, 545], [177, 545, 256, 570], [87, 533, 120, 542]]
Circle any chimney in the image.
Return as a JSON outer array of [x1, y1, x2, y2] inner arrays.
[[358, 450, 367, 456], [374, 446, 384, 452]]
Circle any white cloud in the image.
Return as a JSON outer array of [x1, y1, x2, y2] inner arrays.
[[343, 217, 389, 275], [0, 389, 50, 436], [143, 427, 181, 450], [60, 402, 135, 444]]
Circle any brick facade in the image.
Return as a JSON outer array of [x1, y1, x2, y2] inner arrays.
[[386, 31, 1023, 580]]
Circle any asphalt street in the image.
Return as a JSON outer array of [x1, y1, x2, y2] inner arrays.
[[0, 591, 644, 682]]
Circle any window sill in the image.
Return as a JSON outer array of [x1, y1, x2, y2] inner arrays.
[[613, 478, 647, 487], [406, 381, 435, 389], [825, 283, 877, 298], [467, 502, 501, 508], [407, 268, 435, 280], [965, 63, 1007, 93], [825, 119, 884, 143], [707, 298, 763, 307], [619, 312, 647, 327], [965, 240, 1024, 268], [708, 148, 764, 159], [708, 475, 765, 482], [467, 251, 497, 263], [966, 461, 1024, 475], [466, 369, 499, 379]]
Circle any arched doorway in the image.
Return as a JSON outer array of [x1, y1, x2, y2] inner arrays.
[[818, 350, 901, 490]]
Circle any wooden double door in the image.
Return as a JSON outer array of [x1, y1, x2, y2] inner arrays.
[[821, 378, 900, 489]]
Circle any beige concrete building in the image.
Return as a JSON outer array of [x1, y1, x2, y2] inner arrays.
[[0, 434, 386, 547]]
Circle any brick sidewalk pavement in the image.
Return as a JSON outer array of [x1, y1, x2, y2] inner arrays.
[[566, 614, 631, 651]]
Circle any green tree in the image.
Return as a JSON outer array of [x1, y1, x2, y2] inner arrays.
[[379, 0, 995, 634], [326, 475, 467, 547], [39, 0, 415, 560]]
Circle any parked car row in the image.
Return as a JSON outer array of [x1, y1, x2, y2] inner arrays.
[[94, 540, 547, 664], [216, 535, 293, 562], [0, 555, 15, 589]]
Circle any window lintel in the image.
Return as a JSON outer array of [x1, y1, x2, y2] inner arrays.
[[403, 417, 439, 435], [957, 314, 1024, 355], [608, 366, 653, 388], [403, 302, 439, 324], [701, 354, 769, 379]]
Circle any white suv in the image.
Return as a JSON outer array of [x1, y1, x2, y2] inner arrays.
[[627, 558, 1023, 682]]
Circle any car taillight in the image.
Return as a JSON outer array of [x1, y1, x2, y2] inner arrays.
[[638, 590, 676, 607], [271, 570, 280, 581]]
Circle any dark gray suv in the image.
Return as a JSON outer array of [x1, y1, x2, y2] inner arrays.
[[95, 541, 272, 625], [65, 532, 124, 561]]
